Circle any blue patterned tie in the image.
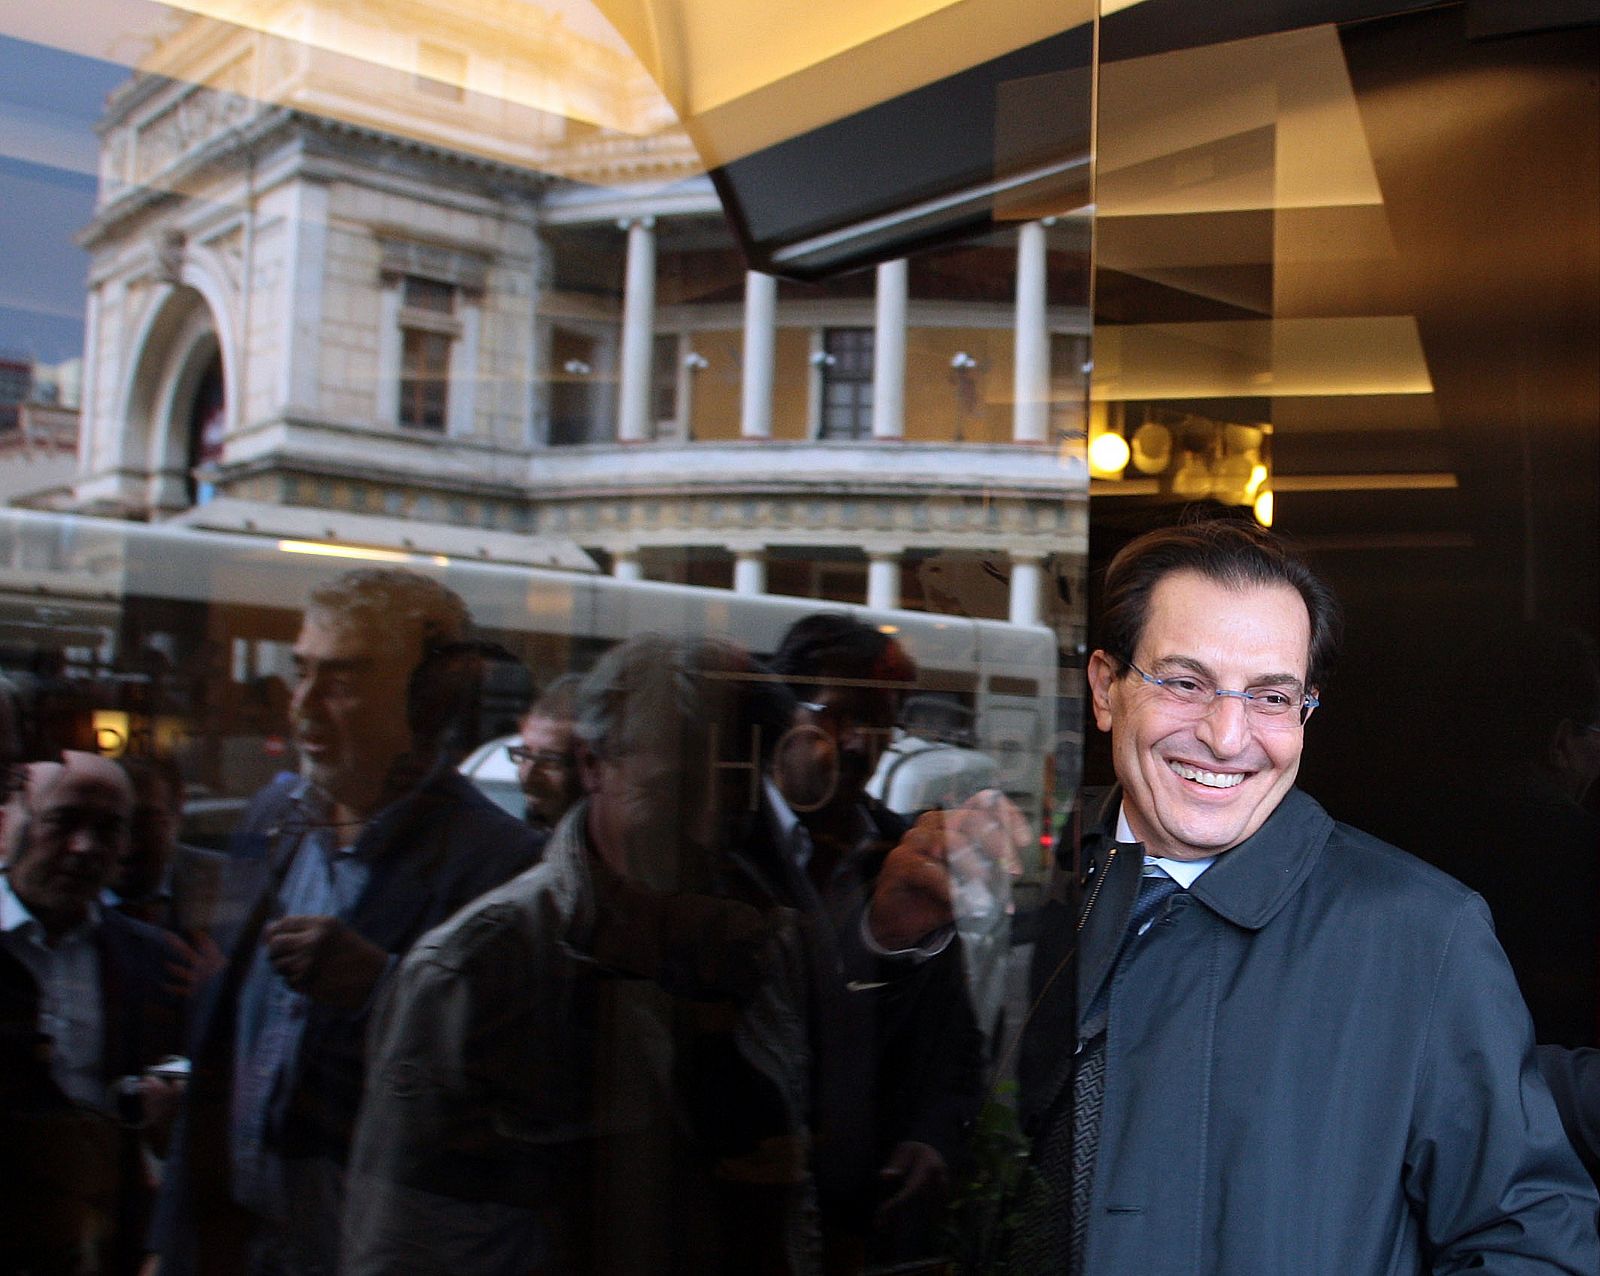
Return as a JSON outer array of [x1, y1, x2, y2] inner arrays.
[[1127, 868, 1181, 939], [1083, 868, 1180, 1026]]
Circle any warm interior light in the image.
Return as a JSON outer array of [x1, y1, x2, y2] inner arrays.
[[877, 624, 901, 635], [1253, 489, 1274, 527], [1245, 463, 1269, 498], [92, 710, 131, 756], [1088, 431, 1131, 475], [1130, 421, 1171, 475], [278, 539, 415, 563]]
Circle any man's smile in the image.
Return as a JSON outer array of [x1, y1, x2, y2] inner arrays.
[[1166, 760, 1249, 790]]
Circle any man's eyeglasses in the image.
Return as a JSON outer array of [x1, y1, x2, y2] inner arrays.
[[1124, 659, 1319, 727], [506, 745, 571, 770]]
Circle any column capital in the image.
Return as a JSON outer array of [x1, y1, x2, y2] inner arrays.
[[616, 215, 657, 231]]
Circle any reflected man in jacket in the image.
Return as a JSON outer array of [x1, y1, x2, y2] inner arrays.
[[345, 635, 816, 1276], [150, 568, 541, 1276]]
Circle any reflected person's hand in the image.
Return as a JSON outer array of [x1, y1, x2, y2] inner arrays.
[[139, 1075, 185, 1155], [867, 789, 1030, 950], [875, 1140, 950, 1228], [264, 914, 388, 1010], [161, 930, 225, 1001]]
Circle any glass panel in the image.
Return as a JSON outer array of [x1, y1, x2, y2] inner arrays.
[[1087, 11, 1599, 1050], [1078, 11, 1600, 1265], [0, 2, 1097, 1271]]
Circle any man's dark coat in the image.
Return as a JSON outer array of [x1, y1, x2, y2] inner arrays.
[[151, 768, 541, 1274], [1019, 787, 1600, 1275]]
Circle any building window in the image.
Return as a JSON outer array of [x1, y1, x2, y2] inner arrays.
[[400, 330, 450, 432], [0, 357, 29, 434], [652, 332, 679, 434], [398, 276, 457, 432], [548, 325, 604, 446], [820, 327, 873, 439]]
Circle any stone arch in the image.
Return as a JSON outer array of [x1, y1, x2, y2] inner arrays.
[[117, 252, 239, 513]]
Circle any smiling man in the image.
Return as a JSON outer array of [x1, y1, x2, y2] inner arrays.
[[1010, 518, 1599, 1275]]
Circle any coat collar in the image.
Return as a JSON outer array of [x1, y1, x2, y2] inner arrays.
[[1085, 786, 1333, 933], [1185, 787, 1334, 931]]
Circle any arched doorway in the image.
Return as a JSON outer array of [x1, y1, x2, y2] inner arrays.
[[184, 350, 225, 505], [115, 283, 230, 515]]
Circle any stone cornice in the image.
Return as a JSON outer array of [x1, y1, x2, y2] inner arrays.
[[523, 439, 1087, 499], [539, 177, 723, 227]]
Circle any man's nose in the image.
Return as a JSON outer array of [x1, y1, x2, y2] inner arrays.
[[1195, 692, 1252, 755], [290, 678, 322, 718], [66, 825, 105, 856]]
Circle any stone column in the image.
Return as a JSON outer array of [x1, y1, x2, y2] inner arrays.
[[447, 297, 481, 438], [871, 258, 907, 439], [78, 285, 102, 471], [1012, 220, 1050, 444], [279, 181, 331, 416], [733, 549, 767, 595], [617, 216, 656, 443], [866, 551, 901, 610], [612, 551, 644, 581], [740, 271, 777, 439], [375, 280, 402, 426], [1009, 553, 1044, 626]]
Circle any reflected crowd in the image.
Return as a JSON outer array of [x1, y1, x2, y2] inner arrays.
[[4, 544, 1598, 1275], [1, 566, 1028, 1276]]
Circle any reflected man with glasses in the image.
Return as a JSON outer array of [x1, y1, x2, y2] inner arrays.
[[509, 672, 582, 838], [1000, 518, 1598, 1274]]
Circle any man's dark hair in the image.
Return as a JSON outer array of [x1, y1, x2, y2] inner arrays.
[[1100, 518, 1342, 689], [768, 612, 918, 699]]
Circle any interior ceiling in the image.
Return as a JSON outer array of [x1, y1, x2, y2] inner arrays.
[[4, 2, 1592, 524], [3, 0, 1091, 164]]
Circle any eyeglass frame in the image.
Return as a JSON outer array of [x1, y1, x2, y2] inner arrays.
[[1121, 658, 1320, 727], [506, 744, 573, 770]]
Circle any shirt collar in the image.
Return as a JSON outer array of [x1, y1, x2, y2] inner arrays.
[[1115, 803, 1217, 890], [0, 872, 30, 935], [763, 778, 812, 871], [1, 871, 101, 942], [1099, 788, 1335, 930]]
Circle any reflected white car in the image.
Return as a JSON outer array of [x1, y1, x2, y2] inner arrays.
[[458, 734, 525, 819]]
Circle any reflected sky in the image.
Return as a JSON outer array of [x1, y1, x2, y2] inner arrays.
[[0, 36, 126, 362]]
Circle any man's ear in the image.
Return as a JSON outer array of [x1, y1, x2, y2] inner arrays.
[[575, 740, 604, 796], [1086, 650, 1119, 734]]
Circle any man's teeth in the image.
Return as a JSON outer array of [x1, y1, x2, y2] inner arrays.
[[1169, 761, 1245, 789]]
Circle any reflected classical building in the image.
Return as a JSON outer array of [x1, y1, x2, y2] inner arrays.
[[56, 5, 1088, 626]]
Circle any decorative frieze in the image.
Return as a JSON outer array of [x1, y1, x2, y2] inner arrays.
[[134, 82, 255, 187]]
